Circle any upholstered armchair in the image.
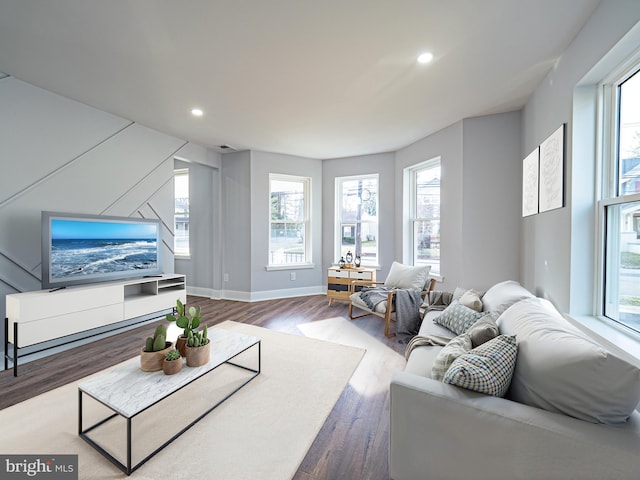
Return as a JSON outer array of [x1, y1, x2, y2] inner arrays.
[[348, 262, 435, 338]]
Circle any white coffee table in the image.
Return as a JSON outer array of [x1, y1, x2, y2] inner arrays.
[[78, 327, 260, 475]]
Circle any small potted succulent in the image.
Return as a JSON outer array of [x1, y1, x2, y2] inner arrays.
[[166, 299, 201, 357], [140, 324, 174, 372], [162, 348, 183, 375], [184, 325, 211, 367]]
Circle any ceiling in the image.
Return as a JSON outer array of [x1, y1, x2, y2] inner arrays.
[[0, 0, 601, 159]]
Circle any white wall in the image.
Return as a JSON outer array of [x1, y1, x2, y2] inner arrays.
[[461, 112, 522, 290], [221, 151, 252, 297], [521, 0, 640, 312], [394, 113, 521, 292], [250, 151, 323, 298]]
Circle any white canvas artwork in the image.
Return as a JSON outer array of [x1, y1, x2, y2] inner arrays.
[[522, 147, 539, 217], [539, 125, 564, 213]]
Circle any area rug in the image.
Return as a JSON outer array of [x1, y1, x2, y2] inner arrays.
[[0, 321, 365, 480], [297, 317, 406, 396]]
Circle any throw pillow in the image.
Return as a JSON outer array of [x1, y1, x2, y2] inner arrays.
[[384, 262, 431, 290], [433, 301, 485, 335], [466, 312, 499, 347], [431, 334, 472, 381], [497, 297, 640, 425], [458, 289, 483, 312], [481, 280, 534, 315], [443, 335, 518, 397]]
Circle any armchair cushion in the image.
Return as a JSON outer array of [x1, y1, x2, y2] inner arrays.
[[384, 262, 431, 290]]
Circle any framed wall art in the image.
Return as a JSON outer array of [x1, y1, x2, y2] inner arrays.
[[538, 124, 565, 213], [522, 147, 539, 217]]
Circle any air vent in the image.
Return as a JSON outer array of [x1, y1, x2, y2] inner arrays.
[[219, 144, 237, 152]]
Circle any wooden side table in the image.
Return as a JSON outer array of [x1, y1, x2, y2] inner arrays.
[[327, 267, 376, 305]]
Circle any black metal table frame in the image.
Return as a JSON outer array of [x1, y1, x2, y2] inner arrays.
[[78, 340, 261, 476]]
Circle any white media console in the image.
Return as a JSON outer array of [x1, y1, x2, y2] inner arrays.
[[4, 274, 187, 376]]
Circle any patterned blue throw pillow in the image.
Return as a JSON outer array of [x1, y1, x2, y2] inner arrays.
[[433, 300, 485, 335], [443, 335, 517, 397]]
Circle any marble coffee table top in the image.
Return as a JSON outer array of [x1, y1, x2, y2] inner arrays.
[[79, 327, 260, 417]]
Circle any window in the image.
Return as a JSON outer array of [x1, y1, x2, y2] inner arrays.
[[335, 175, 378, 266], [174, 168, 189, 256], [269, 174, 311, 267], [407, 159, 440, 274], [601, 65, 640, 332]]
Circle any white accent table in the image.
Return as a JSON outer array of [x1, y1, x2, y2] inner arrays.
[[78, 327, 260, 475]]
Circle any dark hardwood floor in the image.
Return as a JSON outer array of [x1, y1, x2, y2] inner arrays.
[[0, 294, 406, 479]]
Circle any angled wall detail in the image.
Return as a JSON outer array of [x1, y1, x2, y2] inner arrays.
[[0, 77, 186, 349]]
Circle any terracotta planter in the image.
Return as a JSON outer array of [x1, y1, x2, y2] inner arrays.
[[162, 357, 183, 375], [140, 342, 174, 372], [176, 335, 188, 357], [185, 342, 211, 367]]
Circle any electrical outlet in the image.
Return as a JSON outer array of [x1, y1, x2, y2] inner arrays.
[[224, 273, 229, 282], [290, 272, 296, 281]]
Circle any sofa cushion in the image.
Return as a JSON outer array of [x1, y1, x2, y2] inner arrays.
[[481, 280, 534, 314], [458, 289, 483, 312], [497, 297, 640, 425], [384, 262, 431, 290], [466, 313, 499, 347], [405, 345, 445, 378], [443, 335, 517, 397], [433, 301, 485, 335], [431, 334, 472, 381]]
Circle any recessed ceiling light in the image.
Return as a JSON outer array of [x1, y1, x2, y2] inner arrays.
[[191, 108, 204, 117], [417, 52, 434, 64]]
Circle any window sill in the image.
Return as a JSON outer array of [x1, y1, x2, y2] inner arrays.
[[175, 255, 191, 260], [265, 263, 315, 271], [567, 313, 640, 368]]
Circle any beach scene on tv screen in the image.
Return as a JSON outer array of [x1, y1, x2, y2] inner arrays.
[[50, 218, 158, 279]]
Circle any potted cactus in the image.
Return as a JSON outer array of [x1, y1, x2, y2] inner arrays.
[[162, 348, 183, 375], [184, 324, 211, 367], [166, 299, 201, 356], [140, 324, 174, 372]]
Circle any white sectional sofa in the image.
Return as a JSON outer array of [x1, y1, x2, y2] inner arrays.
[[389, 280, 640, 480]]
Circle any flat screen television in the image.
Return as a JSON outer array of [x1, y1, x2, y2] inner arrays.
[[41, 211, 163, 289]]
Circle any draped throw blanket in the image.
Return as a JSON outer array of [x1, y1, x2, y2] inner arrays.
[[359, 286, 394, 311], [357, 286, 422, 343]]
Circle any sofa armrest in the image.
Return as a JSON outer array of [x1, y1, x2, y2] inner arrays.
[[389, 371, 640, 480]]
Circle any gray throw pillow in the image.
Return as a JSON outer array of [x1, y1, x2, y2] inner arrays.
[[466, 313, 500, 347], [433, 301, 485, 335]]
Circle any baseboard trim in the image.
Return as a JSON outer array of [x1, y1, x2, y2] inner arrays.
[[186, 286, 325, 303]]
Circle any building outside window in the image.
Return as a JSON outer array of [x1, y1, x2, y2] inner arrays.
[[335, 175, 378, 266], [174, 168, 189, 256], [269, 174, 310, 266], [602, 64, 640, 332], [407, 159, 440, 274]]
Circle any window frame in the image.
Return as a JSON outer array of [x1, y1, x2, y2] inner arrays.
[[597, 59, 640, 331], [406, 157, 441, 275], [267, 173, 312, 269], [173, 168, 190, 258], [334, 174, 379, 267]]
